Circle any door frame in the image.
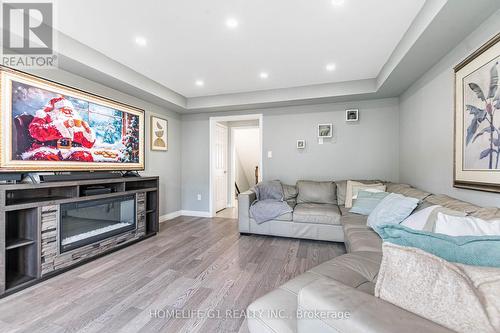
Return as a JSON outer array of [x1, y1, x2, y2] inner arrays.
[[209, 114, 263, 217], [214, 122, 229, 213]]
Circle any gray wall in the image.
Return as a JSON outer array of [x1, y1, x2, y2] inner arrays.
[[28, 68, 182, 216], [181, 98, 400, 212], [399, 9, 500, 207]]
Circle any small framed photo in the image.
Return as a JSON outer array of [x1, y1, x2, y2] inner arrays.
[[151, 116, 168, 151], [346, 109, 359, 122], [318, 123, 333, 138], [297, 139, 306, 149]]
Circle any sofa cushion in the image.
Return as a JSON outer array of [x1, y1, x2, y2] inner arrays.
[[293, 203, 341, 225], [472, 207, 500, 220], [386, 183, 431, 201], [345, 227, 383, 253], [424, 194, 480, 214], [250, 210, 293, 222], [340, 208, 368, 227], [280, 251, 382, 297], [296, 180, 336, 204], [247, 288, 297, 333], [298, 278, 455, 333], [309, 251, 382, 294], [283, 184, 298, 207], [339, 207, 383, 253]]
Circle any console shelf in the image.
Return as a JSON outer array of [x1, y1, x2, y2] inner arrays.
[[0, 176, 160, 296], [6, 238, 35, 250]]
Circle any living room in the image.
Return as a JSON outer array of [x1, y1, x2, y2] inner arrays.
[[0, 1, 499, 332]]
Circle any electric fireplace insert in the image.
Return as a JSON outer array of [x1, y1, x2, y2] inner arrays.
[[60, 195, 136, 253]]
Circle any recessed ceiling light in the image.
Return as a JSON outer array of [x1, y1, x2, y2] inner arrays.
[[326, 63, 336, 71], [134, 36, 147, 46], [195, 79, 204, 87], [259, 72, 269, 79], [225, 18, 239, 29], [331, 0, 345, 6]]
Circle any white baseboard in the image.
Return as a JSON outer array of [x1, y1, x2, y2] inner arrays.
[[180, 210, 212, 218], [160, 211, 181, 222], [159, 210, 211, 223]]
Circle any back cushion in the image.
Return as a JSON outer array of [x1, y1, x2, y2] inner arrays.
[[425, 194, 480, 214], [282, 184, 298, 207], [296, 180, 336, 204], [386, 183, 431, 201], [472, 207, 500, 220]]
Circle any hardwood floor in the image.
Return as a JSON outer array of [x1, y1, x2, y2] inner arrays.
[[216, 207, 238, 219], [0, 216, 346, 333]]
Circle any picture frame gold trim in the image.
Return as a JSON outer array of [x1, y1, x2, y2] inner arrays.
[[453, 33, 500, 193], [0, 66, 145, 172], [150, 115, 168, 151]]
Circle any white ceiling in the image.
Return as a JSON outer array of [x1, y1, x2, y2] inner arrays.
[[55, 0, 425, 98]]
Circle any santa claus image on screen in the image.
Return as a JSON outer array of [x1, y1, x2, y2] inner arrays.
[[23, 96, 96, 161]]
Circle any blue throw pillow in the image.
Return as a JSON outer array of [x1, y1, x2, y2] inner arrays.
[[349, 190, 389, 215], [367, 193, 419, 228], [375, 224, 500, 268]]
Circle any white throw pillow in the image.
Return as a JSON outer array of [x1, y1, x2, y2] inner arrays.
[[401, 205, 467, 231], [401, 205, 441, 230], [345, 180, 386, 208], [375, 242, 500, 333], [435, 213, 500, 236]]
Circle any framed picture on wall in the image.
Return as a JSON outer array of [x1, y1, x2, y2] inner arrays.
[[0, 67, 145, 171], [297, 139, 305, 149], [318, 123, 333, 138], [346, 109, 359, 122], [150, 116, 168, 151], [454, 33, 500, 192]]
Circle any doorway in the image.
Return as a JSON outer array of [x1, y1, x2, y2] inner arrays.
[[230, 127, 260, 207], [209, 114, 263, 217]]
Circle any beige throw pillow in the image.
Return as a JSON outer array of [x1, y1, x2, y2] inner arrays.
[[344, 180, 386, 208], [375, 243, 500, 333]]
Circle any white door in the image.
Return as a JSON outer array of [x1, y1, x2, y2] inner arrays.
[[214, 123, 228, 212]]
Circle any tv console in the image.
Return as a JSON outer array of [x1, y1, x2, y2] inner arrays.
[[0, 176, 159, 296]]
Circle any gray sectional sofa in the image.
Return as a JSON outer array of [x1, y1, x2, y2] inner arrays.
[[238, 180, 352, 242], [238, 180, 499, 333]]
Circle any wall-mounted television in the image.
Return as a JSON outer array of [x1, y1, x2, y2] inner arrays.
[[0, 67, 145, 172]]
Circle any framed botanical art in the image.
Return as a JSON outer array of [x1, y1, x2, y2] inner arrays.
[[454, 33, 500, 192], [150, 116, 168, 151]]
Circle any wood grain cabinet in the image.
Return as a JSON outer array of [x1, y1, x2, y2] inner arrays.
[[0, 176, 159, 296]]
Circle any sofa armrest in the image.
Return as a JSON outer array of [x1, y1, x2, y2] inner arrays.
[[238, 190, 256, 233], [297, 278, 454, 333]]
